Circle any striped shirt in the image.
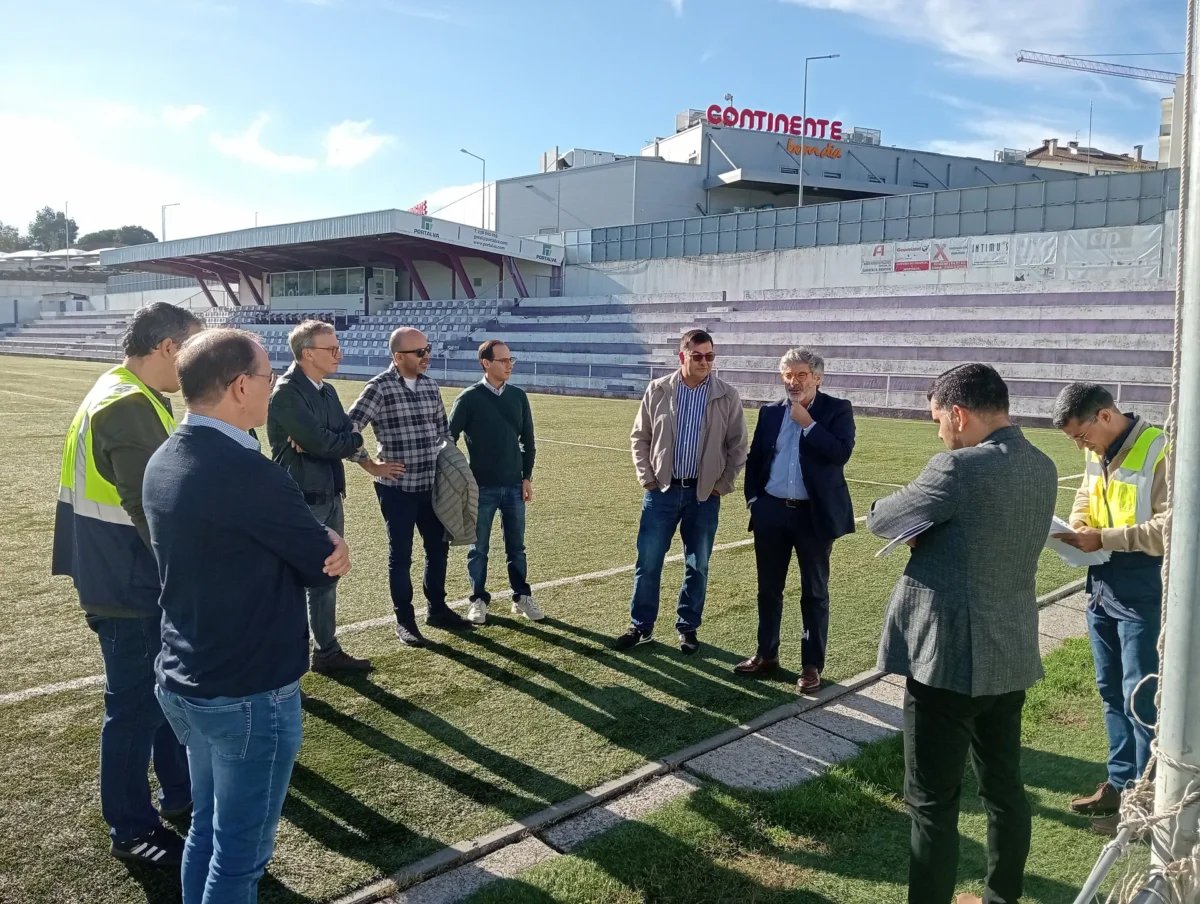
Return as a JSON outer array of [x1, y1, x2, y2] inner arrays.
[[673, 377, 710, 480], [181, 413, 260, 451], [347, 367, 449, 492]]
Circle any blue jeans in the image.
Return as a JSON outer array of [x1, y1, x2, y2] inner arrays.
[[629, 484, 721, 634], [156, 682, 303, 904], [88, 615, 191, 843], [1088, 601, 1161, 789], [468, 484, 532, 604]]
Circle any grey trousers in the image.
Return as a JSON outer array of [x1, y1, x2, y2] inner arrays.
[[308, 495, 344, 654]]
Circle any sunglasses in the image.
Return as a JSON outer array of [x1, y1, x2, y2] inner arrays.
[[396, 345, 433, 359], [684, 352, 716, 363]]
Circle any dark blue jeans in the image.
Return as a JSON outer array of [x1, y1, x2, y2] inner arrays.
[[629, 484, 721, 634], [468, 484, 532, 604], [375, 484, 450, 626], [157, 681, 303, 904], [1088, 601, 1161, 789], [88, 615, 191, 843]]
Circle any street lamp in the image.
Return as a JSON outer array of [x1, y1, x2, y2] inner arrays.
[[461, 148, 486, 228], [797, 54, 840, 210], [161, 202, 180, 242]]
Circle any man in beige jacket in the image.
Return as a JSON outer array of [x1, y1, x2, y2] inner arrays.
[[615, 329, 748, 654], [1051, 382, 1168, 836]]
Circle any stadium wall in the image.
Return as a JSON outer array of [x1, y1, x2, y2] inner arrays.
[[562, 213, 1179, 298]]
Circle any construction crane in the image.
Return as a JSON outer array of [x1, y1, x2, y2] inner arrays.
[[1016, 50, 1181, 84]]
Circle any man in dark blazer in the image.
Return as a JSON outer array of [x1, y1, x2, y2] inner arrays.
[[868, 363, 1057, 904], [735, 347, 856, 693]]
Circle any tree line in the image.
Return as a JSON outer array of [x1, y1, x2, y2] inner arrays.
[[0, 207, 157, 253]]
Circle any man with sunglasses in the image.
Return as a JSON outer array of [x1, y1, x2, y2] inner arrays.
[[349, 327, 471, 646], [1051, 383, 1168, 835], [267, 319, 375, 674], [618, 329, 748, 654]]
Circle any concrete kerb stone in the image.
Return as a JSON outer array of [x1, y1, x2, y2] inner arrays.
[[382, 838, 559, 904], [1039, 603, 1090, 641], [543, 774, 702, 852], [332, 580, 1090, 904], [686, 717, 864, 791]]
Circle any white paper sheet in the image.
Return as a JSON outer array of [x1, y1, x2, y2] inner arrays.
[[1046, 515, 1111, 568]]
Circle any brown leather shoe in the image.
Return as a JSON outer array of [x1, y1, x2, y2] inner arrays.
[[798, 667, 822, 693], [1071, 781, 1120, 815], [312, 648, 374, 674], [733, 655, 779, 676]]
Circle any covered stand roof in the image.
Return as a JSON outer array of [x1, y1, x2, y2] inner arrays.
[[98, 209, 565, 286]]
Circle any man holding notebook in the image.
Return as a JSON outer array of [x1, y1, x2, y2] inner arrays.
[[868, 363, 1057, 904]]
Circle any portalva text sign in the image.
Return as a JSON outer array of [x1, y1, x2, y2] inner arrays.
[[706, 104, 844, 140], [391, 210, 565, 266]]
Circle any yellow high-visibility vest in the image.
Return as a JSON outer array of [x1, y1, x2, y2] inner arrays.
[[1085, 425, 1166, 530], [58, 367, 176, 525]]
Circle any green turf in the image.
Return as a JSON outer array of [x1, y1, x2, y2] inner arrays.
[[0, 357, 1091, 903], [465, 639, 1127, 904]]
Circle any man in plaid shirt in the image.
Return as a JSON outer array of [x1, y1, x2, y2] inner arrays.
[[348, 328, 471, 646]]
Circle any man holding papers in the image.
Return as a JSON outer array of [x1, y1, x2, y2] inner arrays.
[[869, 363, 1057, 904], [1052, 383, 1168, 836]]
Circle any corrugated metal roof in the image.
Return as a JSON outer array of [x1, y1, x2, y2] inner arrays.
[[99, 209, 564, 268]]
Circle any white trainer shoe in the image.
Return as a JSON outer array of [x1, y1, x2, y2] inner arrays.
[[466, 599, 488, 625], [511, 594, 545, 621]]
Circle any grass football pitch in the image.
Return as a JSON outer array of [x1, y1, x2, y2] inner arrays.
[[0, 357, 1093, 903]]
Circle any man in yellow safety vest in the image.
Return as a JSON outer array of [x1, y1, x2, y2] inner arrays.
[[51, 302, 203, 867], [1052, 382, 1168, 837]]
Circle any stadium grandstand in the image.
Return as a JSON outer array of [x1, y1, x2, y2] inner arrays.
[[0, 169, 1177, 425]]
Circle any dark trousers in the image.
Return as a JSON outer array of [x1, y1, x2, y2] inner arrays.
[[88, 615, 192, 843], [751, 494, 833, 670], [375, 484, 450, 626], [904, 678, 1030, 904], [468, 484, 532, 604]]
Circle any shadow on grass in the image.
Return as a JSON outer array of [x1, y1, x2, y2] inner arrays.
[[118, 864, 181, 904]]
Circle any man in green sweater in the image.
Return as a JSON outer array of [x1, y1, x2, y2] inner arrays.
[[448, 340, 542, 625]]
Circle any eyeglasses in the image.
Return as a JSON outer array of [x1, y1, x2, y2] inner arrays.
[[684, 352, 716, 363], [489, 357, 518, 366], [396, 345, 432, 359], [782, 370, 814, 382], [311, 344, 342, 356], [229, 370, 277, 388], [1068, 418, 1098, 446]]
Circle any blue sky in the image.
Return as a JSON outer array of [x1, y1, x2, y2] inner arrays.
[[0, 0, 1184, 240]]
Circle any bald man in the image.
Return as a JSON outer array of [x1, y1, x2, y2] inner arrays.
[[349, 328, 470, 646]]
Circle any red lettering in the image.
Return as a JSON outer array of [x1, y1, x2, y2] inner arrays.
[[772, 113, 790, 133], [830, 121, 843, 141], [789, 115, 803, 136], [816, 118, 829, 138], [805, 117, 817, 137], [722, 105, 738, 126], [739, 108, 756, 128], [706, 104, 723, 125], [753, 110, 768, 130]]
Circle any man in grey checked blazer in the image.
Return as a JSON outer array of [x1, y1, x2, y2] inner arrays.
[[868, 364, 1057, 904]]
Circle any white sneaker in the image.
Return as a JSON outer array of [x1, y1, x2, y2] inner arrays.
[[466, 599, 488, 625], [511, 594, 545, 621]]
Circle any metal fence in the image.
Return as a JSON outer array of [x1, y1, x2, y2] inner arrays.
[[562, 169, 1181, 264]]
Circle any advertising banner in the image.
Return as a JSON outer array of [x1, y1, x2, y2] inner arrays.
[[861, 243, 894, 273], [1015, 233, 1059, 268], [1062, 225, 1162, 275], [931, 237, 969, 270], [969, 237, 1012, 267], [894, 240, 931, 272]]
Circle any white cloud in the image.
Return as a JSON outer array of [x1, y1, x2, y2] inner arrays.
[[417, 182, 486, 227], [323, 119, 395, 169], [209, 114, 317, 173], [667, 0, 683, 14], [924, 98, 1144, 161], [162, 104, 207, 128], [779, 0, 1123, 74]]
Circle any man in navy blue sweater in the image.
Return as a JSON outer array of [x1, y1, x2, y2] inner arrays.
[[145, 329, 350, 904]]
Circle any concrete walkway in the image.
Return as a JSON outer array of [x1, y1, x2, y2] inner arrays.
[[343, 592, 1090, 904]]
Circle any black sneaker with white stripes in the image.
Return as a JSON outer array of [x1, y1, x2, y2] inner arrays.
[[612, 627, 653, 650], [111, 826, 185, 868]]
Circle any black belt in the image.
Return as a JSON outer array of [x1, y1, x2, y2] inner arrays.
[[670, 478, 698, 488], [766, 493, 810, 508]]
